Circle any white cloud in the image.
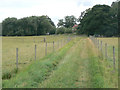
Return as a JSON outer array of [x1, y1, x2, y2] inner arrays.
[[0, 0, 115, 25]]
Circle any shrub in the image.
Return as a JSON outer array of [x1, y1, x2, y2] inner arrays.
[[65, 28, 72, 34], [56, 27, 66, 34]]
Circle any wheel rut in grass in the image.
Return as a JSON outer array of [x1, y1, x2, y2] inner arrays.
[[38, 37, 103, 88], [39, 38, 92, 88]]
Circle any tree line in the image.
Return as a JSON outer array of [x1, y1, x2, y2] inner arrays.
[[2, 1, 119, 36], [2, 15, 56, 36]]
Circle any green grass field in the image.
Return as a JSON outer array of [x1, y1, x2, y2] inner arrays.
[[2, 35, 118, 88], [2, 35, 70, 79], [97, 37, 118, 60]]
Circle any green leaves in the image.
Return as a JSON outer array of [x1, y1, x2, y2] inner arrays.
[[77, 3, 118, 37], [2, 15, 56, 36], [57, 15, 77, 28]]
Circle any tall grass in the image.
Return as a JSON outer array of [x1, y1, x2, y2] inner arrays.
[[2, 35, 70, 79], [2, 37, 75, 88]]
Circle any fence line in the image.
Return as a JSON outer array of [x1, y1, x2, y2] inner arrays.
[[89, 36, 117, 71], [14, 36, 72, 69]]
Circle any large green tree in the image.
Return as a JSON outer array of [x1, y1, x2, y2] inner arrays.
[[57, 15, 77, 28], [57, 15, 76, 34], [77, 2, 118, 37], [64, 15, 77, 28], [57, 19, 64, 27]]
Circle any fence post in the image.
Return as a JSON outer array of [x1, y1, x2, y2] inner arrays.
[[95, 38, 96, 46], [98, 40, 99, 49], [45, 42, 47, 56], [44, 37, 46, 42], [113, 46, 115, 70], [105, 43, 107, 59], [101, 41, 102, 53], [53, 41, 54, 52], [35, 44, 37, 60], [16, 48, 18, 69]]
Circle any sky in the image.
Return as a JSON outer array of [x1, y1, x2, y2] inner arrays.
[[0, 0, 116, 26]]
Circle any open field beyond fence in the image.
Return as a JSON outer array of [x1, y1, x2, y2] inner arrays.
[[2, 35, 72, 79]]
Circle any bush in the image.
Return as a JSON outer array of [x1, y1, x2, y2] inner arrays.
[[65, 28, 72, 34], [56, 27, 73, 34], [56, 27, 66, 34]]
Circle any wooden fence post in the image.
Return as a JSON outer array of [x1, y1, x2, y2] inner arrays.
[[44, 37, 46, 42], [53, 41, 54, 52], [101, 41, 102, 53], [16, 48, 18, 69], [95, 38, 96, 46], [45, 42, 47, 56], [105, 43, 107, 59], [35, 44, 37, 60], [98, 40, 99, 49], [113, 46, 115, 70]]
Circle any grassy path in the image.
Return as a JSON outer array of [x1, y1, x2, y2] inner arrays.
[[38, 38, 104, 88]]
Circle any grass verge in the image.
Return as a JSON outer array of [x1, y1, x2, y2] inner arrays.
[[2, 40, 75, 88]]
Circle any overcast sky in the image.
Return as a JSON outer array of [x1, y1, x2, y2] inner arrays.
[[0, 0, 115, 25]]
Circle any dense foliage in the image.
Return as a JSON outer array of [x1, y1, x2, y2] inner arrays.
[[77, 2, 118, 37], [57, 15, 77, 34], [2, 15, 56, 36], [56, 27, 72, 34], [57, 15, 77, 28], [118, 1, 120, 36]]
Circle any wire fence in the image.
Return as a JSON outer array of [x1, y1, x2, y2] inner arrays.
[[89, 36, 118, 72], [2, 35, 73, 78]]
